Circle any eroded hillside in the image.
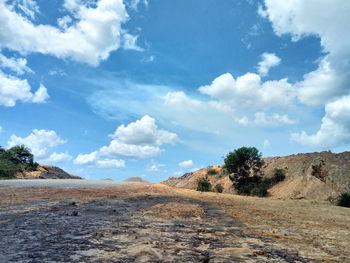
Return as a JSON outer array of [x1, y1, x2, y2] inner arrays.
[[163, 151, 350, 200]]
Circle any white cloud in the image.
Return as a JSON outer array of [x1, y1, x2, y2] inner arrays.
[[257, 52, 281, 77], [74, 151, 125, 168], [95, 158, 125, 168], [291, 96, 350, 147], [122, 33, 144, 51], [236, 112, 297, 126], [74, 151, 99, 165], [45, 152, 72, 163], [0, 0, 140, 66], [31, 84, 50, 103], [7, 129, 68, 161], [179, 160, 194, 169], [0, 71, 49, 106], [0, 53, 33, 75], [13, 0, 40, 20], [0, 126, 2, 134], [99, 140, 161, 158], [111, 115, 178, 146], [74, 116, 177, 168], [127, 0, 148, 10], [57, 15, 72, 30], [198, 72, 295, 109], [261, 0, 350, 105], [147, 162, 165, 172]]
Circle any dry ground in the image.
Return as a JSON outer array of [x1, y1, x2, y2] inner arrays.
[[0, 183, 349, 262]]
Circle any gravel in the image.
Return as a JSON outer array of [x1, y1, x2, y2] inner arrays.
[[0, 179, 140, 188]]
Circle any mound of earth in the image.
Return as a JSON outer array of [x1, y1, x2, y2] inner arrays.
[[123, 177, 148, 183], [162, 151, 350, 200], [15, 165, 82, 179]]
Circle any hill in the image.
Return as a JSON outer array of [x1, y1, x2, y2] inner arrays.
[[162, 151, 350, 200], [15, 165, 82, 179], [123, 177, 148, 183]]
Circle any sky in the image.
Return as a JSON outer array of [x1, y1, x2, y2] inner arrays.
[[0, 0, 350, 182]]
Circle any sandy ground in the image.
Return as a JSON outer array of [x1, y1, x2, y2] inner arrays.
[[0, 179, 139, 188], [0, 183, 349, 262]]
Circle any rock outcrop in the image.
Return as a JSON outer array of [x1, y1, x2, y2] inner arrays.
[[162, 151, 350, 200], [16, 165, 82, 179]]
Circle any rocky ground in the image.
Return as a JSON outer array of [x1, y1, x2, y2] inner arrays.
[[0, 183, 349, 262]]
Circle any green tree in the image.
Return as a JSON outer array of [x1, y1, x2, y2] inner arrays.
[[0, 145, 38, 179], [6, 145, 34, 166], [224, 147, 265, 194]]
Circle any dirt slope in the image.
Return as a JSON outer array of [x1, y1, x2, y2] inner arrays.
[[15, 165, 82, 179], [163, 151, 350, 200]]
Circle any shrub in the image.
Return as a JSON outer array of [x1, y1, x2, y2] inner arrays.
[[197, 176, 212, 192], [214, 184, 223, 193], [337, 192, 350, 208], [264, 168, 286, 186], [207, 168, 218, 176], [250, 184, 268, 197]]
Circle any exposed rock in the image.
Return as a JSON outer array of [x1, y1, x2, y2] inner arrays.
[[162, 151, 350, 200], [15, 165, 82, 179]]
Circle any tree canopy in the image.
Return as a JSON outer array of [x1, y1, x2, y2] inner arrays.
[[224, 146, 265, 195], [0, 145, 38, 179]]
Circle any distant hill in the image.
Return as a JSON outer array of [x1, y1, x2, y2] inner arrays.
[[123, 177, 148, 183], [162, 151, 350, 200], [15, 165, 82, 179]]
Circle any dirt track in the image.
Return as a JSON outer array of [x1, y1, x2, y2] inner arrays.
[[0, 183, 349, 262]]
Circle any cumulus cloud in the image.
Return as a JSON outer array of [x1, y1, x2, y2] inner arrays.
[[261, 0, 350, 105], [257, 52, 281, 77], [74, 115, 177, 168], [7, 129, 70, 162], [291, 96, 350, 147], [198, 72, 295, 109], [45, 152, 72, 163], [236, 112, 297, 126], [95, 159, 125, 168], [111, 115, 178, 146], [179, 160, 194, 169], [0, 0, 141, 66], [0, 71, 49, 106], [99, 140, 161, 158], [0, 53, 33, 75]]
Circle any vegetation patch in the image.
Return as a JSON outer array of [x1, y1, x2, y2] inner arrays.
[[224, 147, 285, 197], [207, 168, 218, 176], [214, 184, 223, 193], [196, 176, 212, 192], [0, 145, 38, 179], [337, 192, 350, 208]]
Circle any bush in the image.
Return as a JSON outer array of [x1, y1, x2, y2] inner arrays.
[[207, 168, 218, 176], [264, 168, 286, 186], [250, 184, 268, 197], [337, 192, 350, 208], [197, 176, 212, 192], [214, 184, 223, 193]]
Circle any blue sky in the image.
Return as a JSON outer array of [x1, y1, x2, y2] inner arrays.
[[1, 0, 349, 182]]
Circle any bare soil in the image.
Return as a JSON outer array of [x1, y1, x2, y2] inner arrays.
[[0, 183, 349, 262]]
